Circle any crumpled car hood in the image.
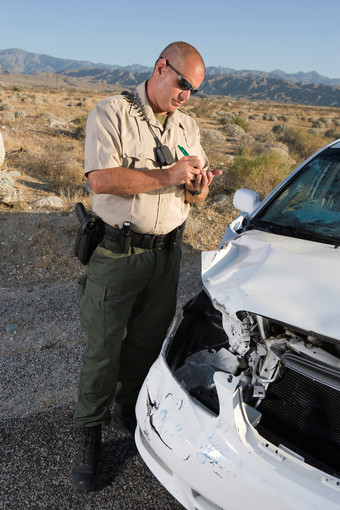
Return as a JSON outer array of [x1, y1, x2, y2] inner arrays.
[[202, 230, 340, 341]]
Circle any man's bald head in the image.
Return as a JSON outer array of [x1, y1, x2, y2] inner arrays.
[[158, 41, 205, 73], [147, 41, 205, 114]]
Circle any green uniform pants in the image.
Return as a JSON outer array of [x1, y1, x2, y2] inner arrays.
[[74, 237, 181, 428]]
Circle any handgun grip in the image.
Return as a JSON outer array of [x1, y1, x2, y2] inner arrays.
[[75, 202, 87, 223]]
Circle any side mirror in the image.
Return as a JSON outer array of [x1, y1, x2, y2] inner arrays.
[[233, 189, 260, 214]]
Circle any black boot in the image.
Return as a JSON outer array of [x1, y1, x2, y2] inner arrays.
[[72, 425, 102, 491], [112, 403, 137, 435]]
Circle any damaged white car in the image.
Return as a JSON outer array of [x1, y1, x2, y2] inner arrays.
[[135, 139, 340, 510]]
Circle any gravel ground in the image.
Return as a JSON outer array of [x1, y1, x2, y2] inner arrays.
[[0, 216, 203, 510]]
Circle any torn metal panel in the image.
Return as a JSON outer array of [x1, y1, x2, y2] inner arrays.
[[203, 231, 340, 341]]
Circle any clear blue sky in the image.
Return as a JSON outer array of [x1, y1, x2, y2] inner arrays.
[[1, 0, 339, 78]]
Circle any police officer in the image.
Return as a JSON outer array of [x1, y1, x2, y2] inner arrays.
[[72, 41, 221, 491]]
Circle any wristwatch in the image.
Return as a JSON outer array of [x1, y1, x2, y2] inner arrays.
[[186, 188, 202, 196]]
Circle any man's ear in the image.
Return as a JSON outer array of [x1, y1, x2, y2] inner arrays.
[[156, 58, 167, 77]]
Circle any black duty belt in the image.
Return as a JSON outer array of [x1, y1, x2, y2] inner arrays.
[[103, 222, 185, 251]]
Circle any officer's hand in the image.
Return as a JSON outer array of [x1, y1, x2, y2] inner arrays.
[[186, 168, 223, 193], [183, 169, 223, 204], [166, 156, 202, 185]]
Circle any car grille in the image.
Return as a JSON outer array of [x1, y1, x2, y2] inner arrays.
[[256, 360, 340, 477]]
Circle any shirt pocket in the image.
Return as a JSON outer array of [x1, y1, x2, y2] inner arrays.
[[122, 148, 157, 170]]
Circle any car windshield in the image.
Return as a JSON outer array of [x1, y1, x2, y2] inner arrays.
[[250, 146, 340, 244]]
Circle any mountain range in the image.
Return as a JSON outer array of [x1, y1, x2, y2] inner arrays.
[[1, 48, 340, 107]]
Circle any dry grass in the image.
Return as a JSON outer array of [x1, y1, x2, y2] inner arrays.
[[1, 78, 340, 253], [184, 200, 236, 251], [10, 144, 84, 186]]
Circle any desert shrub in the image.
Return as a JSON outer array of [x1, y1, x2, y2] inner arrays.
[[245, 131, 276, 143], [71, 114, 88, 140], [217, 151, 292, 199], [253, 130, 277, 144], [272, 124, 290, 135], [0, 103, 13, 111], [0, 112, 15, 124], [236, 134, 256, 155], [217, 112, 233, 122], [221, 124, 245, 139], [273, 125, 327, 162], [263, 113, 277, 122], [14, 111, 27, 118], [72, 114, 88, 126], [201, 128, 226, 145], [319, 117, 330, 125], [233, 115, 249, 130], [248, 113, 262, 121], [214, 111, 226, 120], [325, 128, 340, 140], [71, 113, 89, 130], [237, 133, 289, 158], [0, 170, 22, 201], [39, 112, 57, 121], [10, 144, 84, 188], [312, 120, 324, 129], [218, 116, 232, 126]]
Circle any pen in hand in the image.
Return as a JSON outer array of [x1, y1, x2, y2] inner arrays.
[[178, 145, 189, 156], [178, 145, 222, 185], [178, 144, 201, 184]]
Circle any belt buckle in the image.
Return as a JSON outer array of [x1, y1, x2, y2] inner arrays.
[[155, 234, 166, 249]]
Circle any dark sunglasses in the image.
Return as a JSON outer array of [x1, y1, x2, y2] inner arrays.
[[159, 56, 199, 95]]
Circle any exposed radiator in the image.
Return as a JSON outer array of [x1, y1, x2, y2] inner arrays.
[[257, 361, 340, 477]]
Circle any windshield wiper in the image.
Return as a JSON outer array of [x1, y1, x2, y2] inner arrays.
[[248, 219, 340, 246], [286, 226, 340, 246]]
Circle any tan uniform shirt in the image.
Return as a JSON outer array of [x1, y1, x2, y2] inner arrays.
[[84, 81, 208, 235]]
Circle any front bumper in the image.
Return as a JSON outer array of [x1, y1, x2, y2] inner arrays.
[[135, 341, 340, 510]]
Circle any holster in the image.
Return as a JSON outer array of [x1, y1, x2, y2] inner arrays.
[[74, 202, 104, 265]]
